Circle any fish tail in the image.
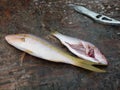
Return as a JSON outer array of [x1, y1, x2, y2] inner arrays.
[[72, 58, 106, 72]]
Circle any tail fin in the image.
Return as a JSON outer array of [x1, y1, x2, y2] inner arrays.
[[72, 58, 106, 72]]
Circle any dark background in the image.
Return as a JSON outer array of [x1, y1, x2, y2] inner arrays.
[[0, 0, 120, 90]]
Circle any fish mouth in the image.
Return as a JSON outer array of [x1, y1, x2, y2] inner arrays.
[[100, 60, 108, 65]]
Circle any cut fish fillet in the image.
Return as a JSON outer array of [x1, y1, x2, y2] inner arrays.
[[52, 32, 108, 65]]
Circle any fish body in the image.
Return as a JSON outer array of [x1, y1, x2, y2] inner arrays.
[[69, 4, 120, 25], [5, 34, 105, 72], [5, 34, 73, 64], [52, 32, 108, 65]]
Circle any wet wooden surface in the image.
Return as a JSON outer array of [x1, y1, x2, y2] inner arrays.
[[0, 0, 120, 90]]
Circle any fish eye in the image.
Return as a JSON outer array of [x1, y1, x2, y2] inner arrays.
[[15, 34, 27, 42], [20, 38, 25, 42]]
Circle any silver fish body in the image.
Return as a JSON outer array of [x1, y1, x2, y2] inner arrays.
[[69, 4, 120, 25], [52, 32, 108, 65], [5, 34, 74, 64]]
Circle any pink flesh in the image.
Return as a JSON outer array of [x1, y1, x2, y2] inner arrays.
[[65, 42, 98, 61], [85, 45, 95, 58], [88, 49, 94, 58]]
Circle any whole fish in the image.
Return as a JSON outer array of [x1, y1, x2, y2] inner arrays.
[[52, 32, 108, 65], [69, 4, 120, 25], [5, 34, 105, 72]]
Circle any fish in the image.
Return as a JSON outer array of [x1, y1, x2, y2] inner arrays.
[[5, 34, 106, 72], [69, 4, 120, 25], [52, 32, 108, 65]]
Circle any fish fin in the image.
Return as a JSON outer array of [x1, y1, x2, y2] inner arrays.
[[76, 58, 97, 65], [93, 63, 108, 66], [24, 49, 33, 54], [49, 28, 59, 34], [72, 57, 106, 72], [73, 61, 106, 72], [74, 57, 108, 66], [51, 31, 59, 36], [20, 52, 26, 66]]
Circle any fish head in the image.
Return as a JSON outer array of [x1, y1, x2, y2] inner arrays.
[[93, 48, 108, 65], [52, 32, 108, 65], [80, 41, 108, 65], [5, 34, 28, 50], [5, 34, 26, 44]]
